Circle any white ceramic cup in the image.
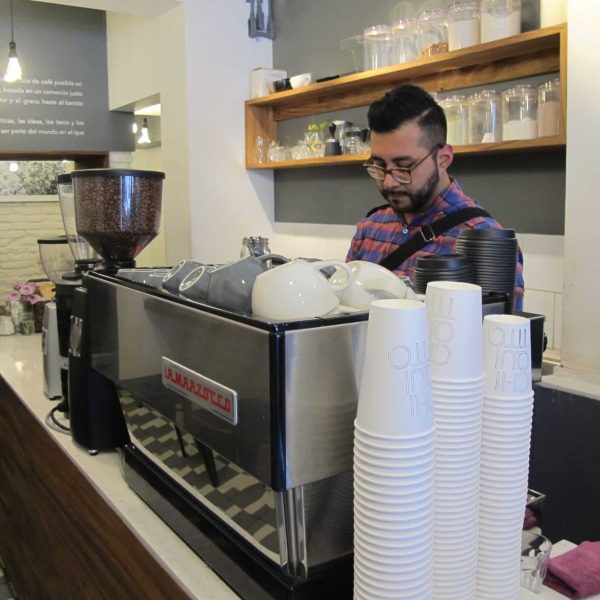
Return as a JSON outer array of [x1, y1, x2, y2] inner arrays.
[[330, 260, 408, 310], [251, 258, 351, 320]]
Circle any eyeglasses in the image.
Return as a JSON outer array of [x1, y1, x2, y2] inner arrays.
[[363, 145, 441, 184]]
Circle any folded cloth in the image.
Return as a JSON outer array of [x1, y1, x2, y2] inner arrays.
[[544, 541, 600, 599]]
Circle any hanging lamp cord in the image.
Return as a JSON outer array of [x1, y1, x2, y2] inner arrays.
[[9, 0, 15, 43]]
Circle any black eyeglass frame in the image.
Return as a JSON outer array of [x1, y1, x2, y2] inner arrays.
[[363, 144, 443, 184]]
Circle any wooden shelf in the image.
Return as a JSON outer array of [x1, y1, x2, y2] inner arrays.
[[245, 23, 567, 169], [247, 136, 566, 170]]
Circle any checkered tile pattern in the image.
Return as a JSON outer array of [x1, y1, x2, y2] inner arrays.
[[120, 394, 280, 555]]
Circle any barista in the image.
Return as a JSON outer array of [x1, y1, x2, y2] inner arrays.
[[346, 84, 524, 309]]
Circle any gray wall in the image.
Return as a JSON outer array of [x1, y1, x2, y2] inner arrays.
[[272, 0, 564, 235], [0, 0, 132, 153]]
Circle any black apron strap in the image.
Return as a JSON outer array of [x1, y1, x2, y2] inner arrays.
[[379, 207, 491, 271]]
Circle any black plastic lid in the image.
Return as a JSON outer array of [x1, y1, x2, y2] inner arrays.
[[458, 228, 516, 240], [57, 173, 72, 184], [37, 236, 68, 244], [71, 168, 165, 179], [415, 254, 471, 270]]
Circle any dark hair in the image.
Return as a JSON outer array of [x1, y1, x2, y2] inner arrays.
[[367, 84, 447, 147]]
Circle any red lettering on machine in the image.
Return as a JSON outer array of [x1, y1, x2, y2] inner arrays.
[[161, 358, 238, 425]]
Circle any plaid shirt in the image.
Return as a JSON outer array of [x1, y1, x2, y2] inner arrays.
[[346, 179, 525, 309]]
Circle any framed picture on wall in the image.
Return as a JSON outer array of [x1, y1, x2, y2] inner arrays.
[[0, 160, 73, 202]]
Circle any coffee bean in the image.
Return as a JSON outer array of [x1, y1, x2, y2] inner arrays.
[[72, 170, 163, 262]]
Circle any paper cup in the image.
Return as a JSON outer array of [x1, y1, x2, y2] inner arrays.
[[484, 314, 531, 398], [356, 300, 433, 437], [426, 281, 483, 380]]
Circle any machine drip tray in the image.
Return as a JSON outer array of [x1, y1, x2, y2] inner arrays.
[[121, 445, 353, 600]]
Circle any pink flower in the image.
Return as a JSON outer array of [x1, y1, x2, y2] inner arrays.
[[20, 282, 36, 296], [13, 282, 24, 291], [8, 291, 20, 302]]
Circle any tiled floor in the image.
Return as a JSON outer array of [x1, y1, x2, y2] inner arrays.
[[0, 559, 16, 600]]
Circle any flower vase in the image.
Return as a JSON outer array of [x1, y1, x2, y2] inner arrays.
[[10, 300, 35, 335]]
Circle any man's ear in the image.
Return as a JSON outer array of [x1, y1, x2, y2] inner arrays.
[[437, 144, 454, 171]]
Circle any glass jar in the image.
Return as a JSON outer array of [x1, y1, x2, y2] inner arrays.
[[537, 78, 560, 137], [448, 1, 480, 51], [481, 0, 521, 43], [391, 18, 418, 64], [362, 25, 394, 71], [417, 8, 449, 58], [469, 89, 502, 144], [440, 95, 468, 146], [501, 84, 538, 141]]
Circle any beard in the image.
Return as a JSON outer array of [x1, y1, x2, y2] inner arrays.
[[381, 167, 440, 217]]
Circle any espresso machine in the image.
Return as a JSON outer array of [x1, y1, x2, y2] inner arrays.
[[66, 169, 545, 598]]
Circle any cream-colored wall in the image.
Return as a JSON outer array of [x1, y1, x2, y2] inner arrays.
[[106, 6, 190, 266], [183, 2, 274, 263], [561, 0, 600, 374], [131, 146, 166, 267]]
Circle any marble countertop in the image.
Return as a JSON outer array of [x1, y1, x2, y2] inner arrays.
[[0, 333, 240, 600]]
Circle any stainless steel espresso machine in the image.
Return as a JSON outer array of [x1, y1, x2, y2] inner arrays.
[[66, 169, 543, 599]]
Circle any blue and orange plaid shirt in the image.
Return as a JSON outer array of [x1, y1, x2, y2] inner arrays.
[[346, 179, 524, 309]]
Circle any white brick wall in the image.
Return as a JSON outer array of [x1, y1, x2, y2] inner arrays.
[[0, 201, 66, 301]]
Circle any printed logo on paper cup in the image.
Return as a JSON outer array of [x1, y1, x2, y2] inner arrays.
[[388, 339, 432, 418], [487, 325, 530, 394], [427, 294, 456, 366]]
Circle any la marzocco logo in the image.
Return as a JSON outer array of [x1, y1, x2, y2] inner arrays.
[[161, 357, 238, 425]]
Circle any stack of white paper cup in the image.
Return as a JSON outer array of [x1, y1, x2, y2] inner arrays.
[[477, 314, 533, 600], [426, 281, 484, 599], [354, 299, 435, 599]]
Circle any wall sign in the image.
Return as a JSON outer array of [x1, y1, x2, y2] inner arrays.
[[0, 0, 133, 153]]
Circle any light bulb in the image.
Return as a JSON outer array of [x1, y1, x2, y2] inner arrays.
[[9, 161, 19, 172], [131, 122, 138, 134], [4, 42, 22, 83], [137, 118, 151, 144]]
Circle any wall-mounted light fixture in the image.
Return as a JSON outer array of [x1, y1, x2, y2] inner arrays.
[[4, 0, 22, 83], [137, 118, 151, 144]]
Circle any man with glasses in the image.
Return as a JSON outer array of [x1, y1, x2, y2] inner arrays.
[[347, 84, 524, 309]]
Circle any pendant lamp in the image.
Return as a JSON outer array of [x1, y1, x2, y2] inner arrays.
[[4, 0, 22, 83]]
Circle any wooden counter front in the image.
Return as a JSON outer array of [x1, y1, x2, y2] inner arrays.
[[0, 334, 238, 600]]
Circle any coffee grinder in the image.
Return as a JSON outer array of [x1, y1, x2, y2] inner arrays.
[[67, 168, 165, 453], [37, 236, 74, 400], [46, 174, 101, 410]]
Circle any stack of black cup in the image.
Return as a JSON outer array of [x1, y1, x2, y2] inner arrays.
[[455, 229, 519, 310], [413, 254, 475, 294]]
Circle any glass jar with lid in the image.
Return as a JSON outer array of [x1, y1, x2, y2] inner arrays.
[[537, 78, 560, 137], [481, 0, 521, 43], [391, 17, 419, 64], [417, 8, 449, 58], [448, 1, 480, 51], [501, 84, 538, 141], [468, 89, 502, 144], [362, 25, 394, 71], [440, 95, 468, 146]]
